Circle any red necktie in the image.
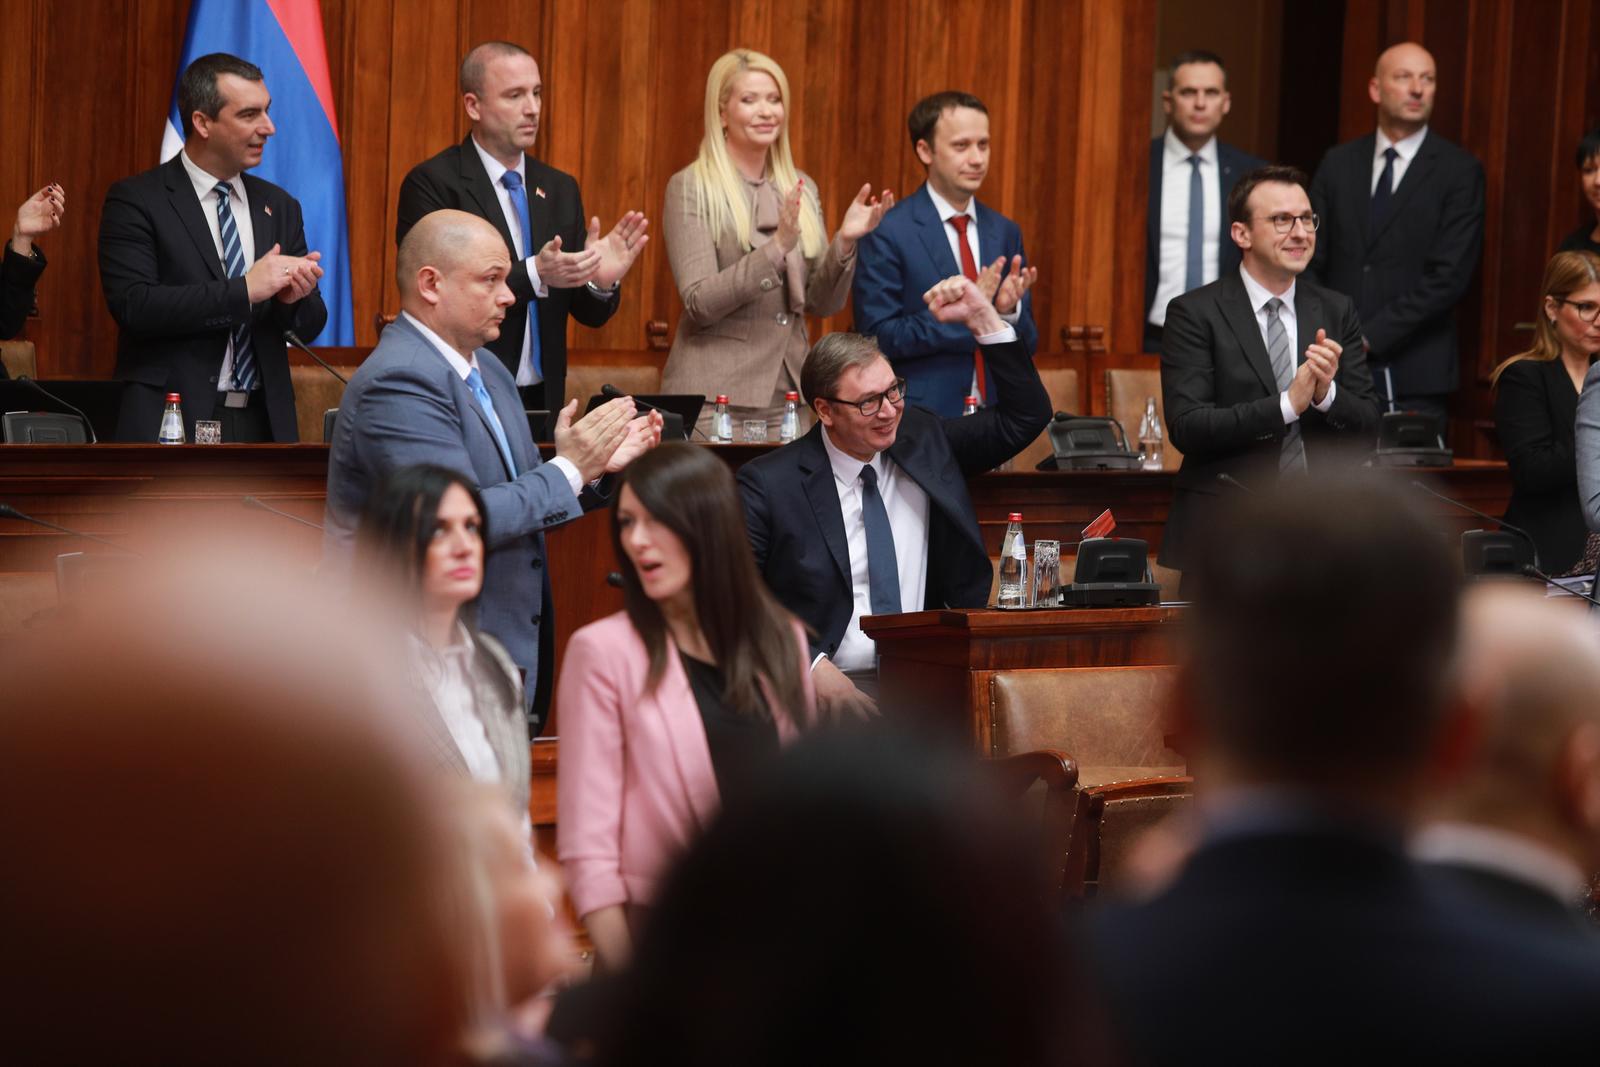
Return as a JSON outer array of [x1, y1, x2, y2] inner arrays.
[[947, 214, 985, 401]]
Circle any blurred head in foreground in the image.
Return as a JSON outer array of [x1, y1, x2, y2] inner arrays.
[[1176, 472, 1461, 811], [0, 547, 469, 1065], [593, 727, 1096, 1067]]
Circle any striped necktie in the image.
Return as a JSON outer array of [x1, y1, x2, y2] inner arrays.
[[213, 181, 256, 391]]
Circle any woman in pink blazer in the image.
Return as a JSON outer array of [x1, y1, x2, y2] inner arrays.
[[556, 442, 815, 969]]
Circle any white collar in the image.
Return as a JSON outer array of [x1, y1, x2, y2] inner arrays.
[[178, 147, 244, 204], [1412, 821, 1588, 905], [470, 134, 525, 187], [925, 183, 977, 225], [1238, 262, 1296, 314], [399, 310, 480, 381], [820, 423, 884, 488], [1163, 128, 1218, 166], [1376, 125, 1428, 162]]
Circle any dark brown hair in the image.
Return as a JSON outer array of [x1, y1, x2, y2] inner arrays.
[[908, 90, 987, 150], [611, 443, 807, 725], [800, 331, 884, 414], [1227, 164, 1312, 225]]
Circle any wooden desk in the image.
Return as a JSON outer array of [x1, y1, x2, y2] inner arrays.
[[861, 607, 1186, 750]]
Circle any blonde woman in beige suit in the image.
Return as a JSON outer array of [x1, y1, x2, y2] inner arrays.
[[661, 49, 893, 438]]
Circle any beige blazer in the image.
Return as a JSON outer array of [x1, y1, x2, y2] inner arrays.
[[660, 166, 856, 408]]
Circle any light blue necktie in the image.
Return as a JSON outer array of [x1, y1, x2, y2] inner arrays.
[[500, 170, 543, 381], [466, 367, 518, 476], [1185, 155, 1204, 292], [213, 181, 257, 391], [859, 464, 902, 616]]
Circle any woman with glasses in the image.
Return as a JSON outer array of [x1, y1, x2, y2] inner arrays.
[[1557, 128, 1600, 259], [556, 443, 815, 972], [659, 48, 893, 439], [1494, 251, 1600, 573]]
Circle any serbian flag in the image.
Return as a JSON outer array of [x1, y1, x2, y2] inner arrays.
[[160, 0, 354, 345]]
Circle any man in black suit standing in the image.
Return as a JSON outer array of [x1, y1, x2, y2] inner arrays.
[[1087, 476, 1600, 1064], [398, 41, 649, 414], [1159, 165, 1380, 579], [1144, 50, 1265, 352], [739, 274, 1050, 717], [99, 53, 327, 442], [1309, 41, 1484, 423]]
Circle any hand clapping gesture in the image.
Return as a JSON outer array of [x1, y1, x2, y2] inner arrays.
[[973, 255, 1036, 315], [836, 183, 895, 247], [775, 179, 805, 256], [11, 183, 65, 255], [924, 274, 1007, 338], [589, 211, 650, 289]]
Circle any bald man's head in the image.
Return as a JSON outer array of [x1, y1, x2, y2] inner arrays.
[[1370, 41, 1436, 135], [1439, 584, 1600, 867], [396, 210, 514, 357]]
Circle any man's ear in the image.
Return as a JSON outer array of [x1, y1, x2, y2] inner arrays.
[[813, 398, 834, 430], [914, 139, 934, 168], [1230, 220, 1251, 252], [462, 92, 483, 124], [416, 266, 444, 306]]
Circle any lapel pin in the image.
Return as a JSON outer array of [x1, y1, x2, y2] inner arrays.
[[263, 204, 273, 216], [535, 186, 547, 199]]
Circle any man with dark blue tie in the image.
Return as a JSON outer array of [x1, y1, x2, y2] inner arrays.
[[398, 41, 649, 414], [1144, 50, 1265, 353]]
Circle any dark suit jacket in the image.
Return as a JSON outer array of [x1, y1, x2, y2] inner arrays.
[[1, 242, 45, 344], [1088, 826, 1600, 1065], [97, 154, 327, 442], [397, 135, 619, 409], [323, 315, 588, 733], [1309, 130, 1485, 397], [852, 184, 1038, 417], [1494, 356, 1592, 572], [1143, 135, 1265, 347], [738, 338, 1050, 660], [1425, 861, 1599, 941], [1557, 222, 1600, 258], [1159, 269, 1381, 571]]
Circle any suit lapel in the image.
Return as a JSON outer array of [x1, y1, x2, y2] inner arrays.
[[163, 156, 224, 281], [1217, 271, 1278, 393], [1369, 132, 1436, 246], [523, 156, 555, 249], [470, 359, 524, 478], [797, 427, 853, 586], [911, 186, 962, 278], [243, 175, 276, 263], [1216, 145, 1238, 251], [1148, 139, 1163, 257], [654, 641, 721, 829], [1292, 283, 1323, 365], [1348, 133, 1377, 248], [974, 196, 1003, 267], [458, 135, 520, 255]]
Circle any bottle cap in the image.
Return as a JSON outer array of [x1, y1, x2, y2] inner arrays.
[[785, 391, 799, 401], [716, 394, 729, 404], [1008, 512, 1023, 522], [165, 393, 182, 403], [965, 396, 978, 405]]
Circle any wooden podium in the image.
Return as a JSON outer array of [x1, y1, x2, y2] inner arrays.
[[860, 606, 1185, 750]]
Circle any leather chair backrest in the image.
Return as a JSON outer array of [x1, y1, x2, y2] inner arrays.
[[290, 365, 356, 443], [563, 362, 662, 410], [1093, 788, 1193, 894], [1, 339, 38, 379], [1105, 366, 1181, 470], [1011, 366, 1080, 471], [989, 666, 1184, 772]]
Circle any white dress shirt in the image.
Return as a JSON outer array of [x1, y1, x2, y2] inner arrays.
[[818, 428, 931, 672], [1148, 129, 1221, 328], [399, 310, 582, 493], [925, 185, 1024, 398], [179, 148, 255, 391], [1237, 265, 1337, 424], [1372, 126, 1428, 195], [412, 624, 503, 784]]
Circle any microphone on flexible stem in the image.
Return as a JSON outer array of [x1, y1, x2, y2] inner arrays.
[[1408, 479, 1541, 567], [242, 496, 325, 531], [15, 376, 98, 442], [605, 571, 624, 588], [599, 383, 705, 442], [0, 503, 141, 555], [283, 330, 348, 385], [1216, 472, 1257, 494], [1522, 563, 1600, 608]]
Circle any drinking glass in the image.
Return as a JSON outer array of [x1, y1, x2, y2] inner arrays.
[[1031, 539, 1061, 607]]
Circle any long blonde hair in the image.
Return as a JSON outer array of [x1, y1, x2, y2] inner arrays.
[[1491, 250, 1600, 386], [689, 49, 824, 258]]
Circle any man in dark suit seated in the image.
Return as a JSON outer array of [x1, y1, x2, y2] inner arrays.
[[98, 52, 327, 443], [1143, 50, 1265, 352], [1309, 41, 1485, 423], [1159, 164, 1381, 582], [397, 40, 649, 413], [1087, 476, 1600, 1064], [1414, 583, 1600, 937], [739, 274, 1050, 717]]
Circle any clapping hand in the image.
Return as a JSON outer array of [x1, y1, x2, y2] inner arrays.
[[535, 234, 603, 287], [604, 409, 664, 474], [11, 183, 65, 254], [553, 396, 635, 483], [1303, 328, 1341, 405], [775, 179, 805, 255], [924, 274, 1006, 337], [993, 255, 1037, 316], [836, 183, 895, 244], [244, 243, 325, 304], [589, 211, 650, 289]]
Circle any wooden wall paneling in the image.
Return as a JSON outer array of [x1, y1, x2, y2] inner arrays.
[[0, 0, 39, 270]]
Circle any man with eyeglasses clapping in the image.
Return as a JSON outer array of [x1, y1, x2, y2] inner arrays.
[[738, 274, 1050, 719], [1159, 165, 1381, 590]]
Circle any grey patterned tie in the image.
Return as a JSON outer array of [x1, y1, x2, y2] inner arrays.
[[1265, 298, 1307, 473]]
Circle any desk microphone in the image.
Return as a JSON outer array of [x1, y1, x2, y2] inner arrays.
[[242, 495, 325, 531], [599, 384, 706, 441], [1408, 479, 1541, 568], [284, 330, 348, 385], [1521, 564, 1600, 608], [0, 503, 140, 555], [15, 376, 97, 442], [1216, 472, 1257, 494], [605, 571, 624, 588]]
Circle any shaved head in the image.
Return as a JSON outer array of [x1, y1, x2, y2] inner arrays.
[[1369, 40, 1436, 137], [397, 209, 514, 357], [1375, 41, 1434, 78], [397, 209, 503, 295]]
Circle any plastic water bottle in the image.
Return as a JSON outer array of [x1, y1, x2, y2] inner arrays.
[[157, 392, 185, 445], [963, 395, 978, 416], [779, 391, 799, 443], [713, 394, 733, 443], [1138, 396, 1163, 471], [997, 512, 1028, 607]]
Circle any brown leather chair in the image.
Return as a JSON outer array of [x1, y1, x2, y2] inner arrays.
[[1105, 366, 1181, 470], [1082, 775, 1194, 898], [562, 362, 661, 410], [1011, 366, 1080, 471], [1, 339, 38, 379], [290, 364, 358, 442]]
